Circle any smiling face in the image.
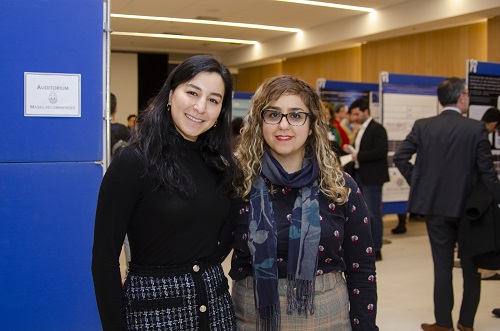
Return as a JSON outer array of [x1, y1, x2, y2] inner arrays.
[[262, 93, 312, 172], [169, 72, 225, 141]]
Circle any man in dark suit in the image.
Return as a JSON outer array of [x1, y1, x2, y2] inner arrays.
[[345, 98, 389, 261], [394, 77, 500, 331]]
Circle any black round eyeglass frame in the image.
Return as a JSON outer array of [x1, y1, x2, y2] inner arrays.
[[261, 110, 313, 126]]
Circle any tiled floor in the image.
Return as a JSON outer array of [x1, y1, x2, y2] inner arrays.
[[222, 214, 500, 330]]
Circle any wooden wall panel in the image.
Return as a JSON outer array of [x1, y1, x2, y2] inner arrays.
[[235, 48, 361, 92], [282, 47, 362, 87], [361, 23, 487, 82], [236, 62, 282, 92], [488, 16, 500, 62], [235, 19, 498, 90]]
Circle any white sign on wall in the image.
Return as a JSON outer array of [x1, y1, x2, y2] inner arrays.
[[24, 72, 81, 117]]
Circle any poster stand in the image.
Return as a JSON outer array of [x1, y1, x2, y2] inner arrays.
[[467, 60, 500, 157], [379, 73, 447, 214], [232, 91, 254, 118]]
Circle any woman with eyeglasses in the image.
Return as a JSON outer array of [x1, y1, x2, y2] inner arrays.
[[221, 75, 378, 330]]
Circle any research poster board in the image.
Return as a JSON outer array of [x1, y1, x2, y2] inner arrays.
[[317, 78, 379, 121], [317, 79, 424, 213], [467, 59, 500, 177], [379, 73, 447, 212], [233, 91, 253, 119]]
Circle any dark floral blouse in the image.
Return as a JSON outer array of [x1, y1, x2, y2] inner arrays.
[[221, 173, 378, 330]]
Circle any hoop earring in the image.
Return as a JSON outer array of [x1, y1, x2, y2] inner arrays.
[[166, 104, 171, 112], [213, 120, 218, 128]]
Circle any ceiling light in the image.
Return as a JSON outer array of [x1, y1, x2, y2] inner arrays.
[[111, 14, 300, 33], [275, 0, 375, 13], [112, 32, 258, 45]]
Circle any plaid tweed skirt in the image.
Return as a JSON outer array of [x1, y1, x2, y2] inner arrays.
[[123, 259, 236, 331], [232, 272, 352, 331]]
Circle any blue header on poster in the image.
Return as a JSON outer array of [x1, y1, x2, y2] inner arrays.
[[322, 80, 378, 92], [383, 73, 446, 87], [234, 91, 254, 99], [383, 84, 437, 95], [473, 61, 500, 75]]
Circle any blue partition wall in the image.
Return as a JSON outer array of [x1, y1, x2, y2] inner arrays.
[[0, 163, 103, 330], [0, 1, 103, 330]]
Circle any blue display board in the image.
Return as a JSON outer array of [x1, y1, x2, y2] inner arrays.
[[0, 162, 103, 330], [0, 0, 103, 163], [0, 1, 104, 330]]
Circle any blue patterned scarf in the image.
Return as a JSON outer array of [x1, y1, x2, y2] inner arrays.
[[248, 150, 320, 330]]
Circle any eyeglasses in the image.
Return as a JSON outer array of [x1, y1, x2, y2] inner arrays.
[[261, 109, 313, 126]]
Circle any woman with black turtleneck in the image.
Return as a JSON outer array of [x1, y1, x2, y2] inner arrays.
[[92, 55, 241, 331]]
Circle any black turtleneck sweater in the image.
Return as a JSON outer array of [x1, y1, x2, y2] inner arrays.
[[91, 140, 230, 330]]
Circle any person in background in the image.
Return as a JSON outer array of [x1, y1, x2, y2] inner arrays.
[[230, 117, 244, 152], [393, 77, 500, 331], [109, 93, 130, 150], [323, 101, 349, 148], [479, 107, 500, 315], [92, 55, 241, 331], [126, 114, 137, 132], [344, 98, 389, 262], [225, 75, 378, 330], [321, 101, 345, 158], [481, 107, 500, 134], [333, 102, 356, 145], [341, 107, 359, 144]]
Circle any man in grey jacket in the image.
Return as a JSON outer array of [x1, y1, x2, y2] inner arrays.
[[394, 77, 500, 331]]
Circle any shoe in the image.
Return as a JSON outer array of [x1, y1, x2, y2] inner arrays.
[[482, 273, 500, 280], [457, 322, 473, 331], [493, 308, 500, 317], [421, 322, 454, 331], [391, 225, 407, 234], [375, 250, 382, 261], [410, 213, 426, 221]]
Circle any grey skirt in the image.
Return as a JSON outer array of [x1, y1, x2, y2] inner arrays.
[[124, 259, 236, 331], [232, 272, 352, 331]]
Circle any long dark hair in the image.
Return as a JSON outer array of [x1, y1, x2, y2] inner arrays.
[[128, 54, 240, 197]]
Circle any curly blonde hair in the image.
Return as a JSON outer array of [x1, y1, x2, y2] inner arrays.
[[234, 75, 349, 203]]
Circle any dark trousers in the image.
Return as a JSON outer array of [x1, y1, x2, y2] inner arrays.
[[426, 215, 481, 328], [354, 172, 383, 252]]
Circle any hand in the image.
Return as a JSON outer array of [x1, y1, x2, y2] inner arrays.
[[343, 144, 357, 154]]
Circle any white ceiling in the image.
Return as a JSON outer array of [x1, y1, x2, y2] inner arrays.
[[109, 0, 500, 68]]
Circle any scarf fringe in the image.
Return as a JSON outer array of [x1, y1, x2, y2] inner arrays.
[[256, 304, 281, 331], [286, 275, 316, 316]]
